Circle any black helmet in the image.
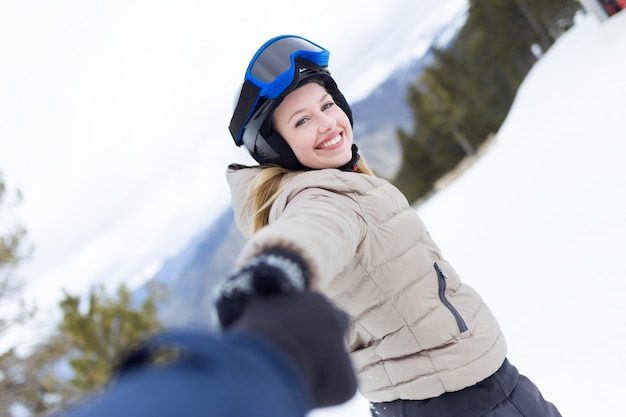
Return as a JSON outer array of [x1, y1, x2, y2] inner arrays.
[[229, 35, 353, 170]]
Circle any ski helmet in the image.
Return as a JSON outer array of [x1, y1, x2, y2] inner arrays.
[[229, 35, 353, 169]]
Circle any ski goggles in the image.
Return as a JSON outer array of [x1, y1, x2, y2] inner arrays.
[[229, 35, 330, 146]]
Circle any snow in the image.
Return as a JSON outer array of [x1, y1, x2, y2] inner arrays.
[[311, 10, 626, 417]]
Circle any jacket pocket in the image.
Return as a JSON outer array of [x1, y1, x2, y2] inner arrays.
[[434, 262, 468, 333]]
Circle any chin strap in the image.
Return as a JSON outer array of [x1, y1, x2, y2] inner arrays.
[[268, 143, 361, 172], [336, 144, 361, 172]]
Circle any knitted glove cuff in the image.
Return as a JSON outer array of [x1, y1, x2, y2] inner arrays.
[[247, 248, 309, 295], [212, 248, 309, 328]]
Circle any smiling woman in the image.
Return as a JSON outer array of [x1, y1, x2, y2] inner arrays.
[[212, 33, 563, 417]]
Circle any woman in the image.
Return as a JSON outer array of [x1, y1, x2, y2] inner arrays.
[[214, 34, 562, 417]]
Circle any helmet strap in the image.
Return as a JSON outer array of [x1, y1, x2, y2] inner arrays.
[[265, 132, 360, 173], [265, 131, 308, 170], [336, 144, 361, 172]]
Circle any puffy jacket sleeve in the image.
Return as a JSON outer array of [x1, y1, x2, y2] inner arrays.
[[234, 170, 367, 291]]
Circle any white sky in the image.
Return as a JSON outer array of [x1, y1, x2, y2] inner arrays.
[[0, 0, 467, 320], [313, 10, 626, 417]]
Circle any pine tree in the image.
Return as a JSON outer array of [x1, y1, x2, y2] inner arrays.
[[0, 173, 169, 415], [392, 0, 580, 204], [57, 282, 167, 397], [0, 173, 32, 337], [3, 280, 167, 414], [0, 172, 35, 417]]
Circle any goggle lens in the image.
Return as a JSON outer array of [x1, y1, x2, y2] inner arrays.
[[230, 35, 330, 146], [249, 37, 327, 82]]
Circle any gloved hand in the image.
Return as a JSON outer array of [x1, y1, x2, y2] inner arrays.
[[233, 292, 357, 408], [212, 248, 310, 328]]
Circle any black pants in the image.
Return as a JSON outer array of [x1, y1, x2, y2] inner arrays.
[[370, 359, 562, 417]]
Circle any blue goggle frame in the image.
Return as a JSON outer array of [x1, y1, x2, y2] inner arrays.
[[229, 35, 330, 146]]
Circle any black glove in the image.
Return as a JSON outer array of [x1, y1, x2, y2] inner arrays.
[[212, 248, 309, 328], [233, 292, 357, 408]]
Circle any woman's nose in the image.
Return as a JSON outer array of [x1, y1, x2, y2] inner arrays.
[[318, 112, 336, 132]]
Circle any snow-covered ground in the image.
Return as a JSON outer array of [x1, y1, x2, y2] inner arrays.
[[312, 10, 626, 417]]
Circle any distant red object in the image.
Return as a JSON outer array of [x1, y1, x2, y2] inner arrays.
[[600, 0, 625, 15]]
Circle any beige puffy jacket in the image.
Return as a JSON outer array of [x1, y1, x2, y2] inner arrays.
[[226, 165, 507, 402]]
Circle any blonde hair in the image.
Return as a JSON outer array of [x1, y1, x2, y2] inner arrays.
[[247, 156, 375, 233]]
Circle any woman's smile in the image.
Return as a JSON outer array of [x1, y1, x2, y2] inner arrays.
[[317, 133, 343, 149]]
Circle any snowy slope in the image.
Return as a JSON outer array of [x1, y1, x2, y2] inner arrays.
[[311, 10, 626, 417]]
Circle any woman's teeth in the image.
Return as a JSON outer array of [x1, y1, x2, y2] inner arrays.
[[319, 135, 341, 149]]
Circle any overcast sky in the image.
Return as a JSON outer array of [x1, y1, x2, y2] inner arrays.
[[0, 0, 467, 315]]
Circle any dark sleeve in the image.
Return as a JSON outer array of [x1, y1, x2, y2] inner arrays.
[[51, 330, 312, 417]]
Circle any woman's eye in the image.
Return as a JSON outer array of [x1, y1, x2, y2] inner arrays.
[[322, 102, 334, 111], [295, 117, 307, 127]]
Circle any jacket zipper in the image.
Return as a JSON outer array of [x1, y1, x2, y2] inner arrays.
[[434, 262, 468, 333]]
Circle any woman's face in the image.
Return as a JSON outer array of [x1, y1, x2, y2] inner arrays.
[[272, 82, 353, 169]]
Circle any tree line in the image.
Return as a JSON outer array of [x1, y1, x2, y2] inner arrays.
[[0, 173, 166, 416], [392, 0, 581, 204]]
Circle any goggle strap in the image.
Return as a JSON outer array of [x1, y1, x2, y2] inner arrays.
[[229, 80, 262, 145]]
